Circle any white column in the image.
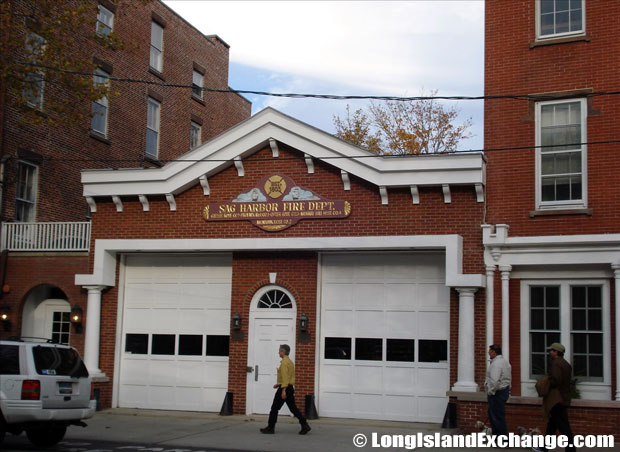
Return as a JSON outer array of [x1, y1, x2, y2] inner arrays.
[[613, 265, 620, 401], [486, 266, 496, 367], [83, 285, 106, 377], [452, 288, 479, 392], [499, 265, 512, 361]]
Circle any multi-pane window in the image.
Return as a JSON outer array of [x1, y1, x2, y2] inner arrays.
[[571, 286, 603, 380], [150, 21, 164, 72], [192, 70, 203, 99], [536, 99, 586, 208], [146, 97, 160, 158], [51, 311, 70, 345], [530, 286, 560, 377], [190, 121, 201, 149], [96, 4, 114, 36], [538, 0, 584, 39], [91, 68, 110, 136], [16, 161, 38, 222], [527, 282, 607, 384], [23, 33, 46, 109]]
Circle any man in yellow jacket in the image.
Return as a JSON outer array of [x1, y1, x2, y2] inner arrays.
[[260, 344, 311, 435]]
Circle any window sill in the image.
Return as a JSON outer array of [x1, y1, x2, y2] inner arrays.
[[143, 153, 163, 167], [191, 95, 205, 106], [89, 131, 111, 145], [529, 208, 592, 218], [530, 34, 591, 48], [148, 67, 165, 81]]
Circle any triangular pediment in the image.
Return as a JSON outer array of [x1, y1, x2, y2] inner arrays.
[[82, 108, 485, 205]]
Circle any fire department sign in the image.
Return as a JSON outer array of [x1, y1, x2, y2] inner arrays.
[[202, 174, 351, 232]]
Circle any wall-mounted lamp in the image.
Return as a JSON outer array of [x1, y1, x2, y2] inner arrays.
[[232, 312, 242, 331], [0, 304, 11, 332], [299, 313, 308, 332], [70, 305, 83, 334]]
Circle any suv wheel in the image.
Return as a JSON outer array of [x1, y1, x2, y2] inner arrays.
[[0, 424, 5, 446], [26, 424, 67, 447]]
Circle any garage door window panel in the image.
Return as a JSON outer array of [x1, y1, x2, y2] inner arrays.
[[125, 334, 148, 354], [418, 340, 447, 363], [179, 335, 203, 356], [355, 338, 382, 361], [152, 334, 175, 355], [325, 337, 351, 360], [387, 339, 415, 362], [206, 335, 229, 356]]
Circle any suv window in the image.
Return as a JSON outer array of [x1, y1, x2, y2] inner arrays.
[[33, 346, 88, 378], [0, 344, 20, 374]]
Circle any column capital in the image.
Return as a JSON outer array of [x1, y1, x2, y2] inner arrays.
[[611, 264, 620, 274], [486, 265, 496, 274], [455, 287, 478, 296], [499, 265, 512, 274], [83, 285, 108, 293]]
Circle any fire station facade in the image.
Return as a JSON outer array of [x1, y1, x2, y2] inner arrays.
[[77, 108, 488, 422]]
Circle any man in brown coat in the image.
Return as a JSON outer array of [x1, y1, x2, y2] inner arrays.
[[534, 343, 576, 452]]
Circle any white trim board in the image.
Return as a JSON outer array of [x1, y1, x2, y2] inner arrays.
[[75, 235, 485, 289], [81, 108, 486, 198]]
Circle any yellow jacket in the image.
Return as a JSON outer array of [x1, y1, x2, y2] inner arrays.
[[277, 355, 295, 388]]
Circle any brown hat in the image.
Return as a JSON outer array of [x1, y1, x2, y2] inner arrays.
[[546, 342, 565, 353]]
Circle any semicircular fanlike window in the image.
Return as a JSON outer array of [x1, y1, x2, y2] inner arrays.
[[257, 289, 293, 309]]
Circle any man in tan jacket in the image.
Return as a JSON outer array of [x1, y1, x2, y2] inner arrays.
[[260, 344, 311, 435]]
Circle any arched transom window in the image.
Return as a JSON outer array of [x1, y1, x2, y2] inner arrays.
[[258, 289, 293, 309]]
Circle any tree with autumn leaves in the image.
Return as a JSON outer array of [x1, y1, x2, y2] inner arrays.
[[333, 90, 473, 155]]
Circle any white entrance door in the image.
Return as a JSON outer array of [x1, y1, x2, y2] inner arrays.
[[319, 253, 450, 422], [30, 299, 71, 344], [247, 286, 296, 415]]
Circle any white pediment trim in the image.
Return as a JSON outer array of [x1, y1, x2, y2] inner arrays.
[[81, 108, 486, 198]]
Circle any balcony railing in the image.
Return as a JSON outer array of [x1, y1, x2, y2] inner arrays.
[[1, 222, 91, 252]]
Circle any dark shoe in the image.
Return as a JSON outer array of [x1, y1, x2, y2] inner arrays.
[[260, 426, 275, 434], [299, 423, 311, 435]]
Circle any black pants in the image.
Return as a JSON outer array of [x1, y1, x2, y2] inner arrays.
[[267, 386, 306, 428], [487, 386, 509, 436], [545, 404, 576, 452]]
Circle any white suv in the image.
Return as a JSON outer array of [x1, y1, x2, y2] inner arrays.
[[0, 338, 96, 447]]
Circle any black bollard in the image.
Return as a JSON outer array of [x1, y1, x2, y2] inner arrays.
[[219, 391, 233, 416], [305, 394, 319, 420], [441, 401, 457, 428]]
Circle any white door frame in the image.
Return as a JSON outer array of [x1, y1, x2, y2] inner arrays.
[[246, 285, 297, 414]]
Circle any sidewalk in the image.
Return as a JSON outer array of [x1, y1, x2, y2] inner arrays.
[[64, 408, 454, 451], [63, 408, 619, 452]]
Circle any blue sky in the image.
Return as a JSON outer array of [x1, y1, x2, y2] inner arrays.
[[163, 1, 485, 151]]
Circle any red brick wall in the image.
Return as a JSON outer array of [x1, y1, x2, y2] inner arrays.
[[228, 252, 318, 415], [457, 399, 620, 436], [0, 254, 89, 354], [484, 0, 620, 236], [1, 0, 251, 224]]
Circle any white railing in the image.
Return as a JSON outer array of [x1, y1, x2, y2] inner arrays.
[[1, 222, 91, 251]]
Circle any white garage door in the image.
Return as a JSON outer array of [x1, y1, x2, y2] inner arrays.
[[118, 254, 232, 411], [319, 253, 450, 422]]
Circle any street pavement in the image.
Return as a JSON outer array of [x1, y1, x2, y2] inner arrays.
[[2, 408, 618, 452]]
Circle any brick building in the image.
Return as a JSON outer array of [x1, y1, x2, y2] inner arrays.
[[0, 0, 250, 352], [452, 0, 620, 435], [73, 108, 487, 422]]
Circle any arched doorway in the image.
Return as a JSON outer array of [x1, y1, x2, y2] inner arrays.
[[21, 285, 70, 344], [246, 285, 297, 415]]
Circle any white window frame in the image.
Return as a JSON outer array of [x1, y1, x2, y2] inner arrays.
[[96, 4, 114, 36], [23, 32, 46, 110], [15, 160, 38, 222], [192, 70, 203, 99], [536, 0, 585, 40], [190, 121, 201, 149], [150, 21, 163, 72], [520, 279, 611, 401], [146, 97, 160, 158], [535, 98, 587, 210], [91, 68, 110, 136]]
